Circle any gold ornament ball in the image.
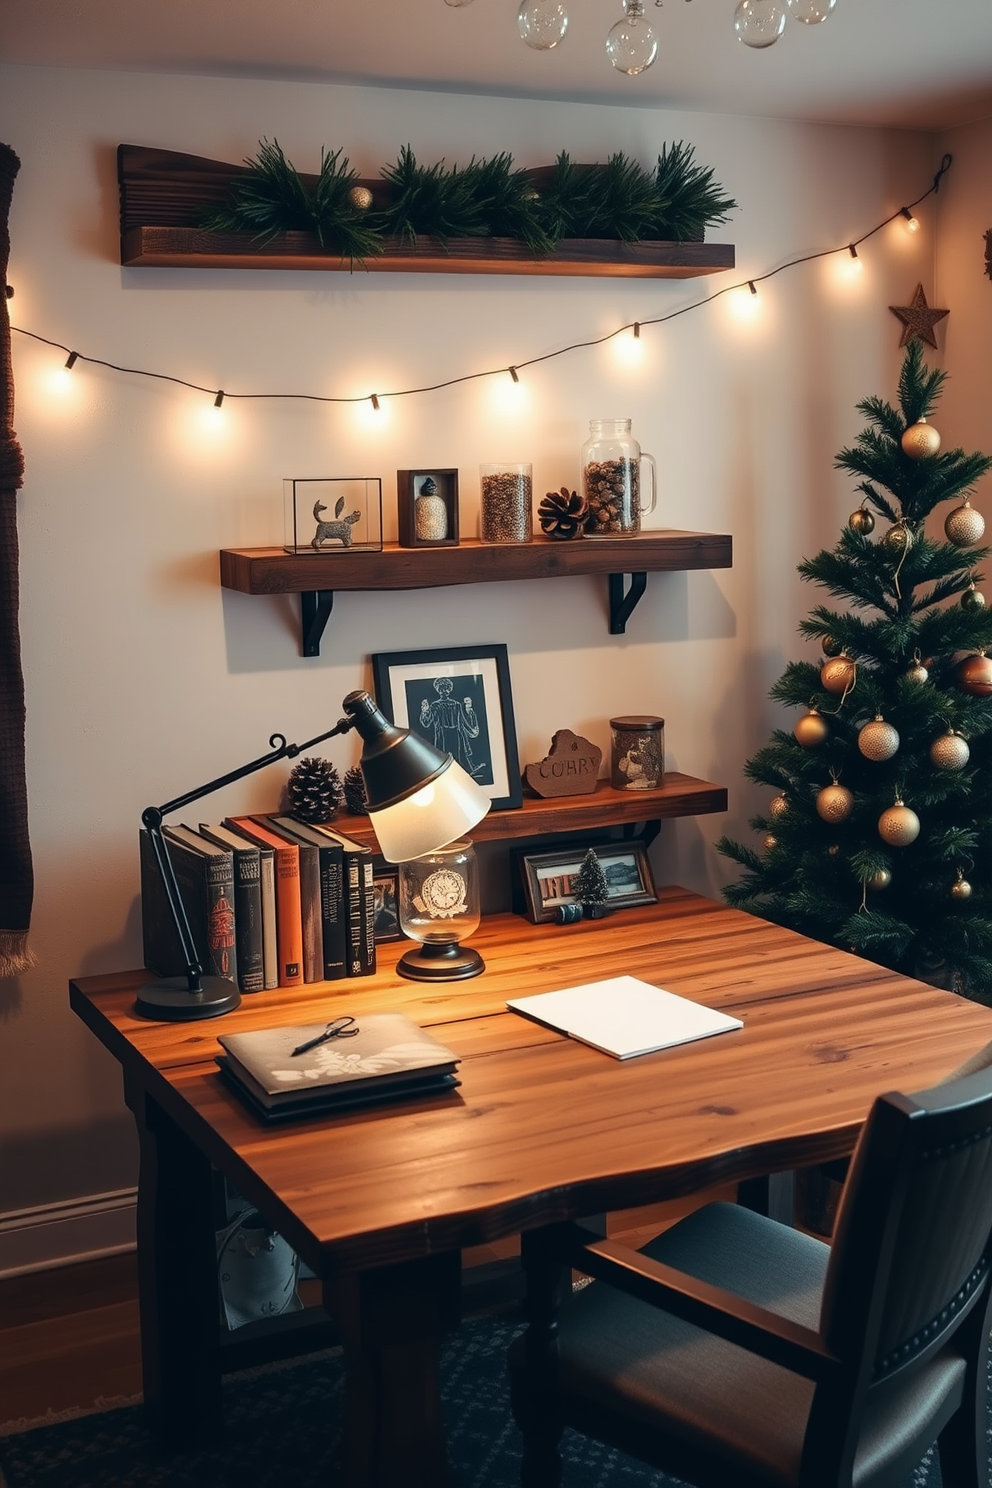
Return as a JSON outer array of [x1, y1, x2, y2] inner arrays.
[[764, 834, 777, 851], [956, 653, 992, 696], [821, 656, 856, 695], [816, 783, 854, 823], [882, 523, 913, 554], [848, 507, 875, 536], [878, 802, 921, 847], [866, 868, 892, 891], [945, 502, 986, 546], [905, 660, 929, 686], [951, 876, 973, 901], [794, 710, 829, 747], [827, 844, 840, 856], [962, 585, 987, 613], [820, 633, 843, 657], [857, 717, 900, 762], [901, 419, 941, 460], [929, 731, 970, 771], [348, 185, 374, 211], [768, 794, 789, 820]]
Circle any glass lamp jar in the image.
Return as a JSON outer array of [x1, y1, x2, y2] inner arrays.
[[581, 419, 657, 535], [397, 840, 485, 981]]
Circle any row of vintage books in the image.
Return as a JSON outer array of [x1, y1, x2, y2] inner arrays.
[[139, 815, 377, 991]]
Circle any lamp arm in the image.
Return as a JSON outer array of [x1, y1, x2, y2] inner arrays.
[[140, 715, 355, 992]]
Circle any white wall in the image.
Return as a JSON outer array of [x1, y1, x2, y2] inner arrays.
[[0, 62, 936, 1225]]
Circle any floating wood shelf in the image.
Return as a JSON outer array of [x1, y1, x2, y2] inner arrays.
[[219, 531, 733, 655], [119, 145, 736, 279], [326, 774, 728, 852]]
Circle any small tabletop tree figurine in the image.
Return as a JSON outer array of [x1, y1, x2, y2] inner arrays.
[[718, 343, 992, 999], [573, 847, 610, 908]]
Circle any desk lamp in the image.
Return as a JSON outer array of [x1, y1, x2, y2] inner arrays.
[[137, 690, 490, 1021]]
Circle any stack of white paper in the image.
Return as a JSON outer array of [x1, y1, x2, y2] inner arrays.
[[507, 975, 743, 1060]]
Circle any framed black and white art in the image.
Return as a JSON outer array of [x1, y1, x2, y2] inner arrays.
[[515, 840, 656, 924], [371, 644, 522, 811]]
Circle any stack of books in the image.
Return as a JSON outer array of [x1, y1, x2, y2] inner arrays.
[[139, 815, 378, 993], [216, 1012, 460, 1121]]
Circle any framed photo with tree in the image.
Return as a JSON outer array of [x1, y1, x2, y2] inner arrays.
[[371, 644, 522, 811], [515, 840, 656, 924]]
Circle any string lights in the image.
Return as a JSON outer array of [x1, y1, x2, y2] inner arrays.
[[12, 157, 950, 418]]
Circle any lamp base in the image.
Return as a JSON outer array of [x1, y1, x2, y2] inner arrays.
[[135, 975, 242, 1021], [396, 941, 485, 982]]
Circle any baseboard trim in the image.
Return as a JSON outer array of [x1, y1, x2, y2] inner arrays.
[[0, 1189, 137, 1279]]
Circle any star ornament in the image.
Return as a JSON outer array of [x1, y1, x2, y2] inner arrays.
[[889, 283, 949, 349]]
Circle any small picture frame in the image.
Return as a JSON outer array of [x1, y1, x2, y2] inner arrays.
[[371, 643, 523, 811], [516, 840, 657, 924], [371, 857, 402, 943], [283, 477, 383, 554], [396, 469, 460, 548]]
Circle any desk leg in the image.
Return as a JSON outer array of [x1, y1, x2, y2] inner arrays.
[[513, 1226, 570, 1488], [325, 1250, 461, 1488], [126, 1079, 223, 1446]]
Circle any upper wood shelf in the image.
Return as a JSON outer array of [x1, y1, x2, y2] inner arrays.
[[219, 532, 733, 596], [118, 145, 735, 279], [327, 774, 728, 851]]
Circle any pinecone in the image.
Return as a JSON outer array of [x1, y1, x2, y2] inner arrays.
[[286, 756, 343, 824], [538, 486, 588, 540], [343, 763, 369, 816]]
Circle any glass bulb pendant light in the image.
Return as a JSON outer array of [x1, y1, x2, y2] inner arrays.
[[786, 0, 836, 21], [606, 0, 659, 75], [518, 0, 569, 49], [734, 0, 787, 47]]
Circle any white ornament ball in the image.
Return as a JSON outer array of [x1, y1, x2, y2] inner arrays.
[[857, 718, 900, 762], [945, 502, 986, 547], [816, 783, 854, 823], [929, 731, 970, 771], [878, 802, 921, 847]]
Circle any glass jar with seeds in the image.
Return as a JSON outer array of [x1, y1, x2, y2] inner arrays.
[[581, 419, 657, 536], [479, 463, 533, 543]]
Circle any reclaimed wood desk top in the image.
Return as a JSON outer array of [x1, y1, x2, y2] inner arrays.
[[71, 886, 992, 1278]]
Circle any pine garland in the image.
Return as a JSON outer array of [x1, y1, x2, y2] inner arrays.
[[204, 139, 736, 257]]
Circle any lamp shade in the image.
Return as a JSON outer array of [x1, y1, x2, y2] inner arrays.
[[342, 691, 491, 861]]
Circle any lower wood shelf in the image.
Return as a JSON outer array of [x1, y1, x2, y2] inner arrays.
[[330, 774, 727, 852]]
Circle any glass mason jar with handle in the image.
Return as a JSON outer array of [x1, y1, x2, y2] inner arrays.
[[581, 419, 658, 535]]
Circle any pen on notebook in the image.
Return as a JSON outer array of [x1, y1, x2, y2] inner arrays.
[[291, 1017, 358, 1056]]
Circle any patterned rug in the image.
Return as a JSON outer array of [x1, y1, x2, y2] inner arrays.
[[0, 1312, 954, 1488]]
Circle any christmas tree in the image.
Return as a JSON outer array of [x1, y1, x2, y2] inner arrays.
[[718, 343, 992, 1000], [573, 848, 610, 906]]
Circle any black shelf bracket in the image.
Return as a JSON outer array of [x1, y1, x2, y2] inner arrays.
[[300, 590, 334, 657], [608, 572, 648, 634]]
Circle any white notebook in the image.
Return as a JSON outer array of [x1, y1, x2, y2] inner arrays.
[[507, 975, 743, 1060]]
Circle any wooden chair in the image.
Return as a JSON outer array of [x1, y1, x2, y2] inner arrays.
[[508, 1064, 992, 1488]]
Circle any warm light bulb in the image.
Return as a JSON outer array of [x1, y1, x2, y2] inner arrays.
[[606, 0, 658, 74], [734, 0, 787, 47], [517, 0, 569, 49], [785, 0, 836, 21], [901, 207, 921, 233]]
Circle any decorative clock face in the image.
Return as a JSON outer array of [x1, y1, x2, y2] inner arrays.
[[419, 868, 468, 918]]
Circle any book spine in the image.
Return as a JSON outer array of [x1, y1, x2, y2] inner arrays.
[[140, 829, 189, 976], [358, 854, 376, 976], [296, 842, 322, 984], [272, 847, 305, 987], [318, 844, 347, 981], [258, 851, 278, 990], [201, 851, 239, 984], [231, 849, 265, 993], [342, 851, 363, 977]]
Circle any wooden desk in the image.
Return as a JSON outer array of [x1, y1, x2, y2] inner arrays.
[[70, 888, 992, 1487]]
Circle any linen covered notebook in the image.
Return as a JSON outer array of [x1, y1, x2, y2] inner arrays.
[[507, 975, 743, 1060], [216, 1012, 460, 1121]]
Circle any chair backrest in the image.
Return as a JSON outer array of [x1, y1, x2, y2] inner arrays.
[[819, 1064, 992, 1378]]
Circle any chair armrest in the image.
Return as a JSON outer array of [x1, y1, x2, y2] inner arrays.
[[569, 1228, 841, 1381]]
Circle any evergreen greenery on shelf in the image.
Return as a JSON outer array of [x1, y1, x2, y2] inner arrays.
[[203, 139, 736, 257], [202, 139, 383, 261], [718, 343, 992, 1001]]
